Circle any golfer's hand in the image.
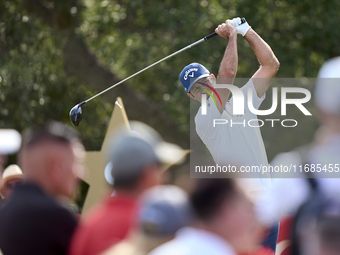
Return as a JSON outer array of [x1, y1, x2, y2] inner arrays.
[[228, 17, 251, 36], [215, 21, 237, 39]]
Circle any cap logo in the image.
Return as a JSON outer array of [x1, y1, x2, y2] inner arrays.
[[184, 68, 198, 80]]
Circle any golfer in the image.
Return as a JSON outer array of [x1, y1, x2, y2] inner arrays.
[[179, 17, 280, 252], [180, 18, 279, 178]]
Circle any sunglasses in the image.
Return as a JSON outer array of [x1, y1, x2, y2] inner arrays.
[[5, 181, 23, 190]]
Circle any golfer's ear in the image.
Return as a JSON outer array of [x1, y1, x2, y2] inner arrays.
[[211, 74, 216, 80], [187, 93, 194, 98]]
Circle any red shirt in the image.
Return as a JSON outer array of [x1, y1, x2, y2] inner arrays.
[[69, 194, 138, 255]]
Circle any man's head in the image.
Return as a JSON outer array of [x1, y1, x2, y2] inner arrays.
[[109, 135, 162, 193], [19, 121, 85, 198], [0, 165, 23, 199], [190, 178, 257, 252], [108, 121, 186, 195], [295, 197, 340, 255], [179, 63, 216, 102], [108, 121, 187, 195], [128, 185, 192, 253], [139, 185, 192, 238], [315, 57, 340, 132]]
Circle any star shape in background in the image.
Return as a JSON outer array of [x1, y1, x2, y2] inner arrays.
[[81, 97, 130, 214]]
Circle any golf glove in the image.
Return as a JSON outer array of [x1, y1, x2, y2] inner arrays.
[[228, 17, 251, 36]]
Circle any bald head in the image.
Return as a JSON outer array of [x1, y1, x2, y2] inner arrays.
[[19, 122, 84, 198]]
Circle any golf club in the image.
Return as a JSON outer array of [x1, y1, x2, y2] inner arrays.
[[69, 18, 246, 126]]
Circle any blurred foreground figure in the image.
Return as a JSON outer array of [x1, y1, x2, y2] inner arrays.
[[314, 199, 340, 255], [0, 121, 85, 255], [0, 129, 21, 255], [257, 57, 340, 255], [0, 164, 23, 203], [70, 121, 186, 255], [102, 185, 192, 255], [289, 197, 340, 255], [150, 178, 260, 255], [0, 129, 21, 206]]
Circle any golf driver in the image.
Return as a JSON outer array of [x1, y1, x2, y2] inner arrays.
[[69, 18, 246, 126]]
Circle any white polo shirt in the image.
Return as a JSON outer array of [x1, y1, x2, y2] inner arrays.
[[150, 227, 236, 255], [194, 79, 270, 187]]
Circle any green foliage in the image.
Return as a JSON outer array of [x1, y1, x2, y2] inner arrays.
[[0, 0, 112, 150]]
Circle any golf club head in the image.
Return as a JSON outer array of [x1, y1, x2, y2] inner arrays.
[[69, 102, 84, 127]]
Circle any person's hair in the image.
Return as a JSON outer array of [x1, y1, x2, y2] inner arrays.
[[112, 168, 143, 190], [21, 121, 80, 150], [193, 76, 215, 89], [190, 178, 237, 221], [112, 162, 160, 190], [198, 75, 214, 85]]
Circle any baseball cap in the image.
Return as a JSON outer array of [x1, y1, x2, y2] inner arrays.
[[0, 129, 21, 155], [139, 185, 192, 236], [107, 122, 188, 183], [315, 57, 340, 115], [179, 63, 211, 93], [109, 135, 159, 181]]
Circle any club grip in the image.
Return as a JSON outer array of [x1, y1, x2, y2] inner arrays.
[[204, 18, 246, 41], [204, 32, 218, 41]]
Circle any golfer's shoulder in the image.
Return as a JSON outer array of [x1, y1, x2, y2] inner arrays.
[[240, 78, 266, 102], [240, 78, 255, 91]]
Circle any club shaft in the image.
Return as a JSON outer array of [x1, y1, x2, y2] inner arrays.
[[85, 36, 213, 103], [83, 18, 246, 103]]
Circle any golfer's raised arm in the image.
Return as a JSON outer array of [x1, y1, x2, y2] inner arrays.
[[245, 28, 280, 98], [214, 21, 238, 113]]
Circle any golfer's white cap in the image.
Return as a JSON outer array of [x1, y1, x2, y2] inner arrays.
[[0, 129, 21, 155], [315, 56, 340, 115]]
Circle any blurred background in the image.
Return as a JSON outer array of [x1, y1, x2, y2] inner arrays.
[[1, 0, 340, 161]]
